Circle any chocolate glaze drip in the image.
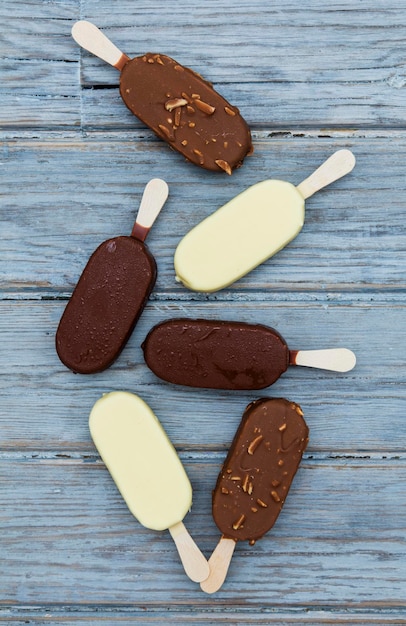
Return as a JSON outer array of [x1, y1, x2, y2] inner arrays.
[[56, 237, 156, 374], [119, 53, 253, 173], [142, 318, 289, 390], [212, 398, 309, 543]]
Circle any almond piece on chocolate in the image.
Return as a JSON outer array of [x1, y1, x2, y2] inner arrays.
[[165, 98, 188, 111], [215, 159, 232, 175], [194, 99, 216, 115]]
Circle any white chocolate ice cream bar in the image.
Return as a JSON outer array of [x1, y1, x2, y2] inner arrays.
[[89, 392, 210, 583], [89, 391, 192, 531], [174, 150, 355, 292], [175, 180, 304, 292]]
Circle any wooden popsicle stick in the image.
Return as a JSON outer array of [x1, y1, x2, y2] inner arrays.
[[200, 536, 236, 594], [71, 20, 130, 70], [296, 149, 356, 199], [131, 179, 169, 241], [168, 521, 210, 583], [290, 348, 356, 372]]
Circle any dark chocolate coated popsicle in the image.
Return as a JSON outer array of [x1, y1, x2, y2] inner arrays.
[[56, 179, 168, 374], [142, 318, 356, 390], [72, 21, 253, 173], [200, 398, 308, 594]]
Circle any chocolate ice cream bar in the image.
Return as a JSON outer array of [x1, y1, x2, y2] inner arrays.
[[213, 398, 308, 542], [142, 318, 356, 390], [56, 179, 168, 374], [201, 397, 308, 593], [71, 21, 253, 173]]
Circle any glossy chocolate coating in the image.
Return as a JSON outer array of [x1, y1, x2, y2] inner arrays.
[[56, 237, 156, 374], [142, 318, 289, 390], [212, 398, 309, 543], [119, 53, 252, 173]]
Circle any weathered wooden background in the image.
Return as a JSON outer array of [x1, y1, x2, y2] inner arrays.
[[1, 0, 405, 624]]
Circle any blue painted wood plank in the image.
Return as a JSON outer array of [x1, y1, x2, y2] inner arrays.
[[1, 137, 404, 292], [1, 455, 405, 605], [0, 299, 404, 452]]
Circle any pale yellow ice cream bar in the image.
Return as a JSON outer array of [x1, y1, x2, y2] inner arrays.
[[89, 391, 209, 582], [174, 149, 355, 292]]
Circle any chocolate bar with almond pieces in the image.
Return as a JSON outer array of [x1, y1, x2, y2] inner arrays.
[[212, 398, 309, 544], [120, 53, 253, 173]]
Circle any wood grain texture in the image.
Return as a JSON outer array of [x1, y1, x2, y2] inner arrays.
[[2, 1, 405, 129], [1, 0, 405, 622], [0, 299, 404, 451], [2, 456, 406, 605], [1, 136, 405, 292], [2, 612, 406, 625]]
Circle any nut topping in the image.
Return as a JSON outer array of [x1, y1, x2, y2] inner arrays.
[[193, 149, 204, 164], [248, 434, 264, 455], [225, 106, 236, 116], [158, 125, 174, 141], [194, 99, 216, 115], [215, 159, 232, 175], [256, 499, 268, 508], [174, 108, 182, 127], [165, 98, 188, 112], [271, 491, 281, 503], [232, 514, 245, 530]]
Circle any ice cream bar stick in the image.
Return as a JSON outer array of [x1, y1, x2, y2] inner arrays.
[[168, 521, 210, 583], [131, 178, 169, 242], [200, 536, 236, 594], [71, 20, 130, 70], [296, 149, 356, 200], [290, 348, 356, 372]]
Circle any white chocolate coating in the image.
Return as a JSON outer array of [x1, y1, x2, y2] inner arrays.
[[174, 179, 305, 292], [89, 392, 192, 531]]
